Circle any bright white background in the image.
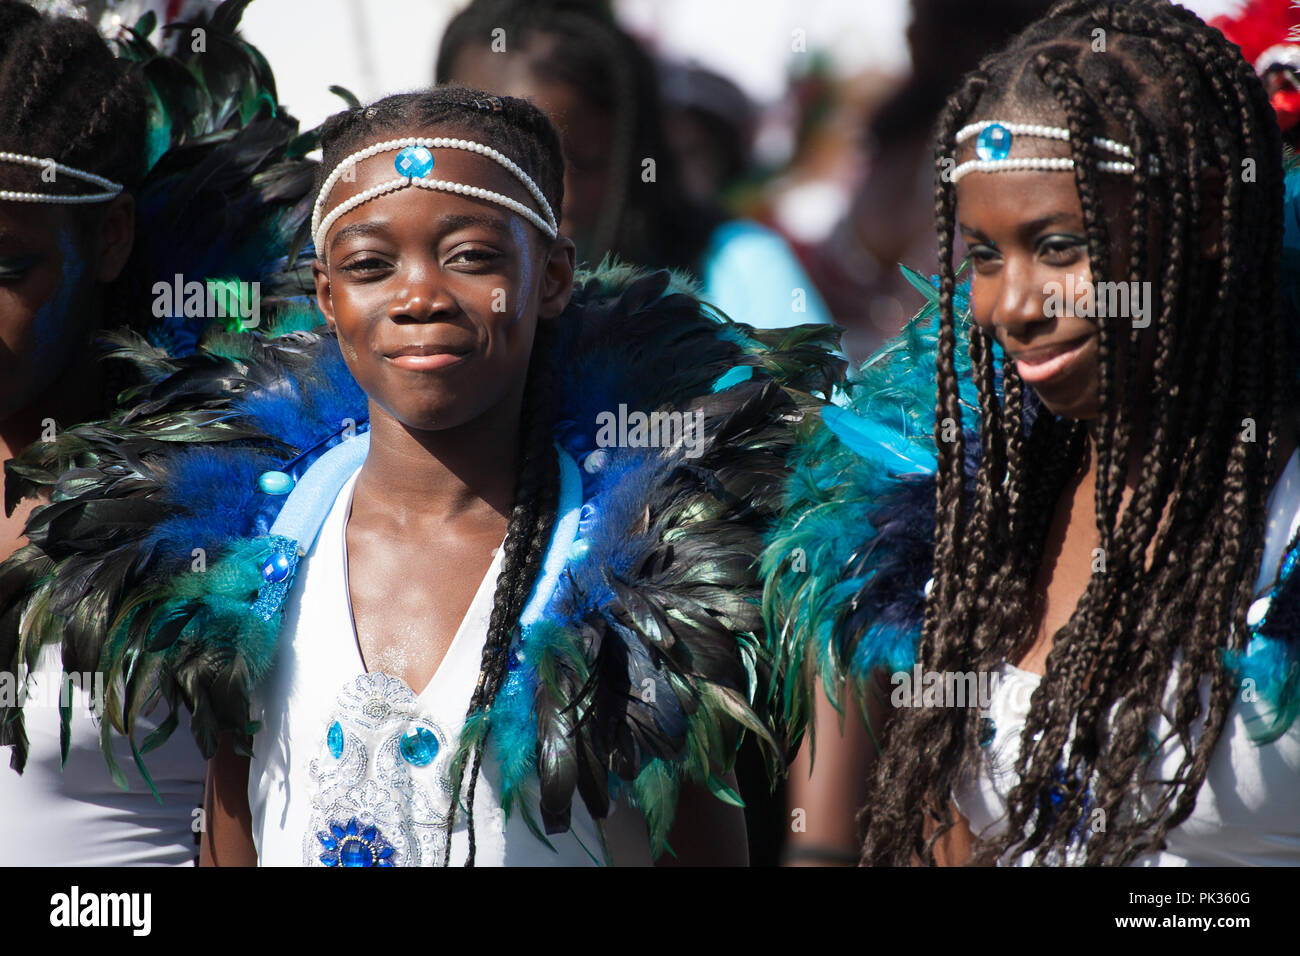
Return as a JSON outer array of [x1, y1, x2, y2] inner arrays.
[[238, 0, 1246, 132]]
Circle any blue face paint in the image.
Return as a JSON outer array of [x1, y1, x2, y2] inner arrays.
[[27, 227, 86, 374]]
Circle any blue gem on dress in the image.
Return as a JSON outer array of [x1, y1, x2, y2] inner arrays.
[[394, 146, 434, 178], [252, 534, 300, 621], [975, 123, 1013, 162], [261, 551, 293, 583], [317, 816, 395, 867], [327, 721, 344, 758], [978, 716, 996, 748], [257, 470, 295, 495], [399, 726, 439, 766]]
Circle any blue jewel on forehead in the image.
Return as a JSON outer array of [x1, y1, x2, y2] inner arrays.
[[394, 145, 434, 178], [975, 123, 1013, 162]]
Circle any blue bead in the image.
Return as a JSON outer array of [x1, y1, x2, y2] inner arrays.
[[257, 470, 294, 495], [338, 837, 372, 866], [261, 551, 293, 583], [978, 717, 996, 748], [975, 123, 1013, 162], [395, 145, 434, 178], [399, 726, 439, 766], [327, 721, 344, 758], [570, 538, 590, 560]]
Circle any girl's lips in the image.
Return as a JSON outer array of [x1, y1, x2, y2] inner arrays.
[[386, 351, 470, 371], [1013, 337, 1091, 385]]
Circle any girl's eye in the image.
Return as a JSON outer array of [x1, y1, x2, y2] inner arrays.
[[1039, 236, 1086, 264], [448, 248, 502, 267], [339, 256, 390, 275], [966, 244, 1001, 272], [0, 254, 39, 281]]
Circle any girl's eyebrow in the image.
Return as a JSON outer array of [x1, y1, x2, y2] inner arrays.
[[958, 212, 1081, 241], [329, 213, 511, 253]]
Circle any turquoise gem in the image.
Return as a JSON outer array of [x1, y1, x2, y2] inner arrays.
[[978, 717, 996, 748], [327, 721, 344, 758], [975, 123, 1012, 162], [570, 538, 590, 560], [261, 551, 293, 583], [257, 470, 294, 495], [399, 726, 439, 766], [395, 145, 434, 178]]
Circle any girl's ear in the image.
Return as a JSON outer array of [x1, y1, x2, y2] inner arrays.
[[94, 193, 135, 283], [538, 236, 576, 320], [312, 258, 337, 332]]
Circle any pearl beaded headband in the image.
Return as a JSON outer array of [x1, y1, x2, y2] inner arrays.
[[312, 137, 558, 254], [949, 121, 1158, 184], [0, 151, 124, 204]]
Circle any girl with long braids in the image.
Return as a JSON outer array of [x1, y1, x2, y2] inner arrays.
[[765, 0, 1300, 866], [0, 0, 314, 864], [1, 83, 839, 866]]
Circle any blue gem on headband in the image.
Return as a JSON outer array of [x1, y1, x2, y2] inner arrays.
[[975, 123, 1013, 162], [394, 145, 435, 178]]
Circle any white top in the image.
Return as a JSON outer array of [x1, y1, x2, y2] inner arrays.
[[0, 643, 206, 866], [249, 465, 652, 866], [953, 450, 1300, 865]]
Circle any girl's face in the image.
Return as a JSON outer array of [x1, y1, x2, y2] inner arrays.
[[0, 201, 132, 420], [312, 128, 574, 433], [958, 167, 1105, 421]]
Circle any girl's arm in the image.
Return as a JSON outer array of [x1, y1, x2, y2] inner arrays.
[[782, 678, 883, 866], [923, 803, 976, 866], [654, 772, 750, 866], [199, 732, 258, 867]]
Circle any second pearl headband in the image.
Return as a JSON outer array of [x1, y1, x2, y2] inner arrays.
[[0, 151, 124, 204], [312, 138, 558, 253], [949, 121, 1159, 184]]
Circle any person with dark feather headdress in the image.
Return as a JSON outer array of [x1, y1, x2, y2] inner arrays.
[[0, 0, 317, 864]]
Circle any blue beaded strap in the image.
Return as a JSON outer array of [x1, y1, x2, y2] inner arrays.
[[251, 432, 371, 620], [519, 445, 582, 628]]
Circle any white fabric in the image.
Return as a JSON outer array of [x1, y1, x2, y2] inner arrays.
[[0, 644, 205, 866], [249, 465, 652, 866], [953, 450, 1300, 865]]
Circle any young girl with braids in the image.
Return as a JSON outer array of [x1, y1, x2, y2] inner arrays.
[[3, 83, 839, 866], [765, 0, 1300, 866]]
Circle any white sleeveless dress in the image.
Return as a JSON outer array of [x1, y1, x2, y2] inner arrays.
[[952, 451, 1300, 865], [0, 643, 205, 866], [249, 464, 652, 866]]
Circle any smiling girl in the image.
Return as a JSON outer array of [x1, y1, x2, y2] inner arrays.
[[765, 0, 1300, 866], [3, 85, 839, 866]]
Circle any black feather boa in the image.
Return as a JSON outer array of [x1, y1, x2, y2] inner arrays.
[[0, 264, 842, 848]]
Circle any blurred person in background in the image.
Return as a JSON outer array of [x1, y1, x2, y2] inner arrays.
[[435, 0, 833, 334], [809, 0, 1055, 360]]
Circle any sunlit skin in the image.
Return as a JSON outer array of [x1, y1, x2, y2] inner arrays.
[[0, 196, 134, 564], [202, 124, 748, 865]]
